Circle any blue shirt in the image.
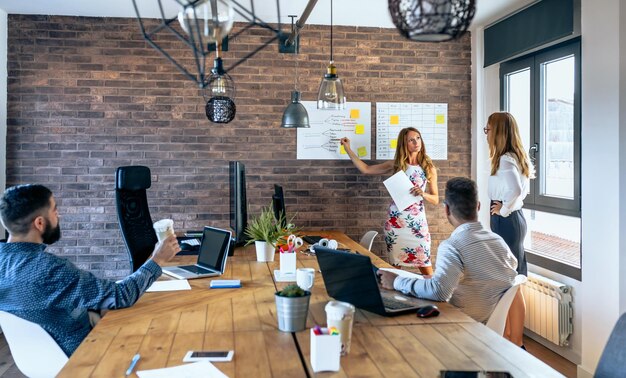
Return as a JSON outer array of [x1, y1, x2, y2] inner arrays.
[[0, 242, 162, 356]]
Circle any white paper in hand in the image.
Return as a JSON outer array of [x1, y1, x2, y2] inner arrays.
[[383, 171, 417, 211]]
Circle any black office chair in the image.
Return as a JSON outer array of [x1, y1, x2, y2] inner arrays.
[[595, 312, 626, 377], [115, 166, 158, 273]]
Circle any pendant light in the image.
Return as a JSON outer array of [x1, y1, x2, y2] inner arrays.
[[281, 17, 310, 128], [177, 0, 234, 47], [317, 0, 346, 110], [204, 42, 236, 123], [388, 0, 475, 42]]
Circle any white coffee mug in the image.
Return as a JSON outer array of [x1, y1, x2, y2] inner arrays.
[[296, 268, 316, 291]]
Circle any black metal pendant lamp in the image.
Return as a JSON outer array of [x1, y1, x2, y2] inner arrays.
[[388, 0, 475, 42]]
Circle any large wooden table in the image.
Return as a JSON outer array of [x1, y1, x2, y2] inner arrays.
[[59, 231, 563, 377]]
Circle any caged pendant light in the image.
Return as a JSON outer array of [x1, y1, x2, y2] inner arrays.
[[204, 42, 236, 123], [281, 16, 310, 129], [317, 0, 346, 110], [388, 0, 475, 42]]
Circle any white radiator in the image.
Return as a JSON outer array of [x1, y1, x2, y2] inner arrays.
[[522, 272, 573, 346]]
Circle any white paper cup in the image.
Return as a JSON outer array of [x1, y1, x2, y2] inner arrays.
[[325, 300, 355, 355], [153, 219, 175, 243]]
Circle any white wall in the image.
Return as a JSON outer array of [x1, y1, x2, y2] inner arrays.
[[578, 0, 625, 376]]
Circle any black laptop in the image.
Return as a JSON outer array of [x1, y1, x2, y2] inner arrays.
[[315, 246, 423, 316]]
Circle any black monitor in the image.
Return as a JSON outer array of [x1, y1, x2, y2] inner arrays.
[[229, 161, 248, 246], [272, 184, 286, 228]]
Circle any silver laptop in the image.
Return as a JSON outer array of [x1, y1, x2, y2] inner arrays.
[[162, 226, 231, 280]]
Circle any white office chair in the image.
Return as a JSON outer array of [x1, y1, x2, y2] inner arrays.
[[0, 311, 68, 378], [486, 274, 527, 336], [359, 230, 378, 251]]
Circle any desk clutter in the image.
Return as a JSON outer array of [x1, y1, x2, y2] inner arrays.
[[310, 326, 341, 373]]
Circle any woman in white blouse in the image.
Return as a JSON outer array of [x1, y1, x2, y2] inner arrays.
[[485, 112, 533, 275]]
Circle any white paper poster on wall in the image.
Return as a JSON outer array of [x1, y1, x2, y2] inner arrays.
[[376, 102, 448, 160], [297, 101, 371, 160]]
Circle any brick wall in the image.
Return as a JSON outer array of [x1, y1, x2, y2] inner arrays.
[[6, 15, 471, 279]]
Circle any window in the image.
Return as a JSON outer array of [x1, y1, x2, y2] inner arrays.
[[500, 38, 581, 279]]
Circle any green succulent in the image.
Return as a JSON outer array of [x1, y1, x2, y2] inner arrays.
[[277, 284, 307, 297]]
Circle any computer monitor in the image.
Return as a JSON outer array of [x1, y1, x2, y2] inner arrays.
[[229, 161, 248, 246], [272, 184, 286, 229]]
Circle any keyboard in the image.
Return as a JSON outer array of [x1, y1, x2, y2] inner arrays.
[[382, 297, 416, 310]]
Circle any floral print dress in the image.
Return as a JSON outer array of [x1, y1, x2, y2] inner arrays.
[[384, 165, 431, 268]]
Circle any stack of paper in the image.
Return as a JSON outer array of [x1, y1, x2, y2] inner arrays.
[[146, 280, 192, 292], [137, 361, 228, 378]]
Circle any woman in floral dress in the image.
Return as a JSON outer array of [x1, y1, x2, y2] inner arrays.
[[340, 127, 438, 275]]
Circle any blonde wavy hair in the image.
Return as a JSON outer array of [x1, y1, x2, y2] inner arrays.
[[487, 112, 532, 177], [393, 127, 435, 181]]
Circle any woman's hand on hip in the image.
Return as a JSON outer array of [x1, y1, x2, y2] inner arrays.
[[490, 201, 503, 215]]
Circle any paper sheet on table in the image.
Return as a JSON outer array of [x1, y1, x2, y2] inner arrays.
[[146, 279, 191, 292], [379, 268, 424, 280], [383, 171, 417, 211], [137, 361, 228, 378]]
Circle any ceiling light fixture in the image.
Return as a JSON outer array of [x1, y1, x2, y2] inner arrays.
[[388, 0, 475, 42], [281, 16, 310, 129], [317, 0, 346, 110]]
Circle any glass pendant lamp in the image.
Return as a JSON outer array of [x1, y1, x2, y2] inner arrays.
[[178, 0, 234, 48], [317, 0, 346, 110]]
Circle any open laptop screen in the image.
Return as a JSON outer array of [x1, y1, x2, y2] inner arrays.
[[197, 226, 231, 271]]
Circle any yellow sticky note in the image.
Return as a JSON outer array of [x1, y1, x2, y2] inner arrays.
[[350, 109, 360, 119], [390, 115, 399, 125], [340, 145, 346, 154], [390, 139, 397, 149], [436, 114, 445, 124], [355, 124, 365, 135], [357, 146, 367, 157]]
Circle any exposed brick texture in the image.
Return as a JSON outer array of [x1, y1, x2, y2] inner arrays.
[[6, 15, 471, 279]]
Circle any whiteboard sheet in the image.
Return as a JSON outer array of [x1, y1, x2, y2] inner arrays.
[[376, 102, 448, 160], [297, 101, 371, 160], [383, 171, 417, 211]]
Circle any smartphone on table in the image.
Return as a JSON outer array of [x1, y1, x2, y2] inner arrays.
[[183, 350, 234, 362]]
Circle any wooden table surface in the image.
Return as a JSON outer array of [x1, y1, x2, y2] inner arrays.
[[58, 231, 563, 377]]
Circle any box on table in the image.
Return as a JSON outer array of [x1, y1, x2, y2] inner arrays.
[[310, 328, 341, 372]]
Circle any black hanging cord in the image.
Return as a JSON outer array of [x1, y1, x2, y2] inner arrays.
[[330, 0, 333, 62]]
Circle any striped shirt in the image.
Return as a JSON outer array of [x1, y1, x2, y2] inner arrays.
[[393, 221, 518, 323], [0, 242, 162, 356]]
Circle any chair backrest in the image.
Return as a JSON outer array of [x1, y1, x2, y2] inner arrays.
[[115, 166, 158, 272], [595, 312, 626, 377], [486, 274, 527, 336], [359, 230, 378, 251], [0, 311, 68, 378]]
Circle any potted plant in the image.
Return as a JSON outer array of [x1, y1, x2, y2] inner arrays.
[[245, 204, 296, 262], [275, 284, 311, 332]]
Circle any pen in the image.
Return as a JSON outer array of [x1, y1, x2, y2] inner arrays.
[[125, 353, 140, 376]]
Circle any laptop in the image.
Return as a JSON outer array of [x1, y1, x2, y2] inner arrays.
[[315, 246, 424, 316], [162, 226, 231, 280]]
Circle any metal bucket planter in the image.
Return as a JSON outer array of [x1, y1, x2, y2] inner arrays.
[[275, 292, 311, 332]]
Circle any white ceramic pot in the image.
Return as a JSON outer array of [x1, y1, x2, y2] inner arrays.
[[255, 241, 275, 262]]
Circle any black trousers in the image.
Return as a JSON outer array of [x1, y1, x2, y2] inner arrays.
[[490, 201, 527, 276]]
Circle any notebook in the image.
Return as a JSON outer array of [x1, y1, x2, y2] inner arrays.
[[315, 246, 424, 316], [162, 226, 231, 280]]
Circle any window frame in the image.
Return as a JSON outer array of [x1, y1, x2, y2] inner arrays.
[[499, 37, 581, 280]]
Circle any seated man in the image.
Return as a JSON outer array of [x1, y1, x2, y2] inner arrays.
[[0, 184, 180, 356], [378, 177, 518, 324]]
